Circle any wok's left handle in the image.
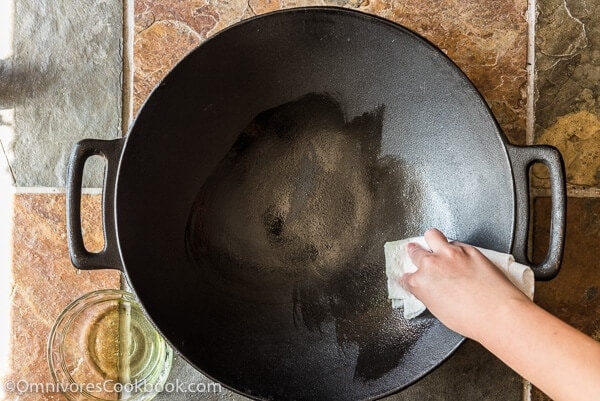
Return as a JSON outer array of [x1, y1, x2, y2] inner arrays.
[[66, 138, 125, 271], [507, 144, 566, 280]]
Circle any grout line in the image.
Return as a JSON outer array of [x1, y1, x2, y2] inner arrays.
[[523, 379, 532, 401], [15, 186, 600, 198], [532, 187, 600, 198], [567, 187, 600, 197], [525, 1, 535, 399], [13, 187, 103, 195], [120, 0, 135, 294], [526, 0, 537, 146], [121, 0, 135, 136]]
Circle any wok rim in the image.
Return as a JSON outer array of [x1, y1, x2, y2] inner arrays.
[[115, 6, 514, 400]]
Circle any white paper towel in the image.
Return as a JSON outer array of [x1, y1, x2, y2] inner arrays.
[[384, 237, 535, 319]]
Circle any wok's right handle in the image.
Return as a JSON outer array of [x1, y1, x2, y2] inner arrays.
[[507, 144, 566, 280], [66, 138, 125, 271]]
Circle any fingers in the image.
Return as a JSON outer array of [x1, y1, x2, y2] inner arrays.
[[423, 228, 449, 252], [404, 228, 451, 291], [407, 228, 448, 269], [399, 272, 417, 293], [407, 241, 430, 269]]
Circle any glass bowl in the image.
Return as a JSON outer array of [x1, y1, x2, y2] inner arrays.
[[48, 289, 173, 401]]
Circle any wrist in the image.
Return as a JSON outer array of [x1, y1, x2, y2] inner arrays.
[[469, 295, 534, 344]]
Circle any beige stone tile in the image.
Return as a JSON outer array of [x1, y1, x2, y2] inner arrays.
[[3, 194, 119, 400], [133, 19, 202, 115], [364, 0, 528, 143], [533, 110, 600, 189], [534, 0, 600, 190]]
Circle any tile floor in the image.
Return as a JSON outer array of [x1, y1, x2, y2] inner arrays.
[[1, 0, 599, 400]]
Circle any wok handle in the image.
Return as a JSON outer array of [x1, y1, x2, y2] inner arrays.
[[507, 144, 566, 280], [66, 138, 125, 271]]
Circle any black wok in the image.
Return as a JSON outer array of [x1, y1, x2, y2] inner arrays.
[[66, 7, 565, 401]]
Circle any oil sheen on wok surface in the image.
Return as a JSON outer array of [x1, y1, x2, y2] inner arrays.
[[186, 94, 456, 398]]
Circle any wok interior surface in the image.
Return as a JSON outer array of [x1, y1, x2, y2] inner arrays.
[[115, 8, 516, 400]]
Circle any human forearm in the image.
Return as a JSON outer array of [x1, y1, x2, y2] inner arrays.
[[474, 298, 600, 401], [402, 229, 600, 401]]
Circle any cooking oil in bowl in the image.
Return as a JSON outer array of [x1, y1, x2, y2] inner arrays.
[[48, 289, 173, 401]]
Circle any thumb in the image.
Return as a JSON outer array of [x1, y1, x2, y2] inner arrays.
[[407, 241, 431, 269], [399, 272, 428, 304], [399, 272, 417, 294]]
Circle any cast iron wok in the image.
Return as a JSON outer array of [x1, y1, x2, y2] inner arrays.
[[66, 7, 565, 401]]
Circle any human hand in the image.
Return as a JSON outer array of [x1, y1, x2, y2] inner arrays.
[[401, 229, 600, 401], [400, 228, 530, 340]]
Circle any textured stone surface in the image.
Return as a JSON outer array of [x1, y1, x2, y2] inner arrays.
[[1, 0, 123, 187], [534, 2, 600, 396], [533, 110, 600, 188], [535, 0, 597, 130], [133, 0, 528, 144], [133, 0, 252, 114], [133, 18, 202, 115], [535, 0, 600, 189], [2, 194, 120, 400], [531, 197, 600, 400], [367, 0, 528, 144], [533, 5, 600, 397], [533, 8, 600, 401], [0, 109, 15, 185], [385, 341, 522, 400]]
